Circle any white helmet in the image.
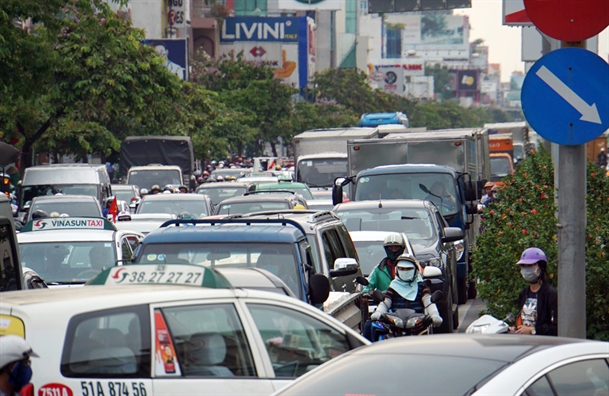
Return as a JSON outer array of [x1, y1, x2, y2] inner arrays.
[[0, 335, 38, 368], [383, 233, 405, 248], [396, 254, 419, 282]]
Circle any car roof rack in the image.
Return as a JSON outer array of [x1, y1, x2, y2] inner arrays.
[[237, 210, 339, 224], [159, 218, 307, 237], [243, 190, 297, 196]]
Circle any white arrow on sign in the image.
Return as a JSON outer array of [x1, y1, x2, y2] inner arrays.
[[535, 65, 602, 124]]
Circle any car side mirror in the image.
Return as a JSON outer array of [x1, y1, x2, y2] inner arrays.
[[442, 227, 464, 243], [309, 273, 330, 305], [422, 266, 442, 278], [330, 258, 359, 278]]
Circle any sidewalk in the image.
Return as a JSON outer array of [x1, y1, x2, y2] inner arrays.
[[457, 298, 487, 333]]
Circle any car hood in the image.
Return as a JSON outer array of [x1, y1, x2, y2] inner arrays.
[[411, 240, 439, 256]]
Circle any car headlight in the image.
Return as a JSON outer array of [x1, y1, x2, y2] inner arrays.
[[454, 239, 465, 261], [466, 323, 490, 334], [420, 257, 441, 267]]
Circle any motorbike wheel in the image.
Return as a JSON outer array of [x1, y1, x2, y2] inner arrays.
[[458, 277, 468, 305]]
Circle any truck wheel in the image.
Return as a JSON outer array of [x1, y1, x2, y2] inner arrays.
[[436, 293, 454, 334], [468, 280, 477, 300], [458, 278, 468, 305]]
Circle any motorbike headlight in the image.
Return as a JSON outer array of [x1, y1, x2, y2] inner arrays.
[[420, 257, 441, 267], [466, 323, 490, 334], [454, 239, 465, 261]]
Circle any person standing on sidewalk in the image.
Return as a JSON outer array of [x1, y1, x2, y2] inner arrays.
[[509, 247, 557, 336]]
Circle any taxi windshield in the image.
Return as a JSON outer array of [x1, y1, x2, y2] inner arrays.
[[19, 241, 117, 284], [137, 242, 302, 298], [28, 201, 101, 220]]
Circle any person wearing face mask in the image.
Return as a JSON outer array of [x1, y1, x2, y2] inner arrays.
[[0, 335, 38, 396], [364, 254, 442, 341], [509, 247, 557, 336], [363, 233, 405, 295]]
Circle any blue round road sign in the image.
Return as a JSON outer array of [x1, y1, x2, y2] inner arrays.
[[521, 48, 609, 146]]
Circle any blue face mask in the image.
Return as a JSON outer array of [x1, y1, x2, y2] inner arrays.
[[8, 361, 33, 392]]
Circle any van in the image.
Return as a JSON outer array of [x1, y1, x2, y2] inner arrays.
[[18, 164, 112, 218]]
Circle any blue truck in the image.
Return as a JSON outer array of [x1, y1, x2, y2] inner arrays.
[[332, 129, 490, 304]]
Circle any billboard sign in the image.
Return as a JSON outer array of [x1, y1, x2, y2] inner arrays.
[[145, 39, 187, 80], [278, 0, 342, 10], [220, 17, 315, 89], [221, 17, 300, 42], [388, 14, 469, 54], [456, 70, 478, 91]]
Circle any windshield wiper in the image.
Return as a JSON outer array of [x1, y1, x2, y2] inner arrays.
[[401, 216, 417, 220]]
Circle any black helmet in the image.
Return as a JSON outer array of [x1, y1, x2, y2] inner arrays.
[[31, 210, 49, 219]]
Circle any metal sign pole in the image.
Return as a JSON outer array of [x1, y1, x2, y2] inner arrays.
[[557, 144, 587, 338], [557, 40, 587, 339]]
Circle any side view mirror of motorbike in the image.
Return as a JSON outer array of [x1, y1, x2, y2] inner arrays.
[[371, 290, 384, 304], [355, 276, 369, 286], [431, 290, 443, 303]]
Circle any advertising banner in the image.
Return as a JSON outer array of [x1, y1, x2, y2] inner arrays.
[[278, 0, 342, 10], [396, 14, 469, 51], [456, 70, 478, 91], [145, 39, 187, 80], [220, 17, 315, 89]]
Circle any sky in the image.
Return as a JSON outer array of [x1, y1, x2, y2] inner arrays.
[[453, 0, 609, 82]]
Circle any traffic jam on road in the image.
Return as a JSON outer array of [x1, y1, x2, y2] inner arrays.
[[2, 117, 608, 396]]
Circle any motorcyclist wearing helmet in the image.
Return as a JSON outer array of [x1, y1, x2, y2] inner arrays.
[[0, 335, 38, 396], [363, 255, 442, 341], [178, 185, 188, 194], [151, 185, 161, 195], [509, 247, 557, 336], [363, 233, 405, 294]]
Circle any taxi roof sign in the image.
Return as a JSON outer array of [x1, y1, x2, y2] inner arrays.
[[21, 217, 117, 232], [87, 264, 232, 289]]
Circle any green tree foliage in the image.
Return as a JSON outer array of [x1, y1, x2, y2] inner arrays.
[[425, 64, 454, 100], [1, 0, 196, 170], [196, 53, 297, 156], [311, 68, 415, 117], [472, 152, 609, 340]]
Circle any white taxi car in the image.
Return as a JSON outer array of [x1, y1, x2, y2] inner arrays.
[[0, 264, 369, 396], [17, 217, 144, 286]]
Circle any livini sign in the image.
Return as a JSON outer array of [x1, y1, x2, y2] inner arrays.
[[221, 17, 300, 43]]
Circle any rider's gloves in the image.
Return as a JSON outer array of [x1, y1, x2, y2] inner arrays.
[[371, 298, 392, 321], [423, 294, 443, 327]]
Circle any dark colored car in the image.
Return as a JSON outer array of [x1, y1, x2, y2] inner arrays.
[[333, 199, 463, 333], [276, 335, 609, 396]]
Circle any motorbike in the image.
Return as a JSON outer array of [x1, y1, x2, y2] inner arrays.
[[465, 314, 514, 334], [361, 286, 442, 341]]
